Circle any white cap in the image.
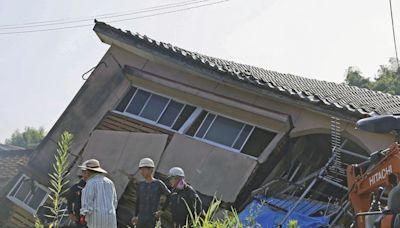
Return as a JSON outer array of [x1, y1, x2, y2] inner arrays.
[[139, 158, 155, 168], [168, 167, 185, 177]]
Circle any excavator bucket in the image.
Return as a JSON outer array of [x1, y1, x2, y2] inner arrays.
[[356, 114, 400, 134]]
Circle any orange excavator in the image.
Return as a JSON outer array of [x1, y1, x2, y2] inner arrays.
[[347, 114, 400, 227]]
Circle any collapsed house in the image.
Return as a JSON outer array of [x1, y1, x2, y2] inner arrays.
[[0, 144, 32, 227], [1, 21, 400, 227]]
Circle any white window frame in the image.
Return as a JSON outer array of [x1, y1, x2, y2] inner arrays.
[[57, 199, 74, 226], [178, 107, 203, 134], [119, 88, 197, 132], [191, 112, 255, 153], [115, 86, 279, 157], [7, 174, 49, 214]]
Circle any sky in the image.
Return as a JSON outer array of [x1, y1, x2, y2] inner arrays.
[[0, 0, 399, 143]]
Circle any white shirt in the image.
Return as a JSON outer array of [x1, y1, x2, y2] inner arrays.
[[80, 174, 118, 228]]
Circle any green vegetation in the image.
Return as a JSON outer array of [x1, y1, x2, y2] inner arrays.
[[185, 198, 243, 228], [35, 131, 73, 228], [155, 197, 245, 228], [244, 199, 265, 227], [288, 220, 299, 228], [5, 126, 46, 149], [345, 57, 400, 95]]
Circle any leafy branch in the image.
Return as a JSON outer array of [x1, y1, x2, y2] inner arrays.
[[36, 131, 73, 228]]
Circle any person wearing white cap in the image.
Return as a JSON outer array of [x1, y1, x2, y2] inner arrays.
[[157, 167, 202, 228], [131, 158, 170, 228], [79, 159, 117, 228]]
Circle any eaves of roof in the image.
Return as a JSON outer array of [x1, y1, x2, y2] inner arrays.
[[0, 144, 25, 151], [93, 21, 400, 121]]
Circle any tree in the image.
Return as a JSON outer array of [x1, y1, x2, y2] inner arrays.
[[5, 126, 46, 149], [344, 67, 370, 89], [344, 58, 400, 95]]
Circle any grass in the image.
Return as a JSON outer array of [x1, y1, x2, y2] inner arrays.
[[35, 131, 73, 228], [185, 198, 243, 228], [288, 220, 299, 228]]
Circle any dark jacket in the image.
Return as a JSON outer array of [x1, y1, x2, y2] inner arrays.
[[135, 179, 171, 221], [165, 184, 202, 226], [66, 179, 86, 217]]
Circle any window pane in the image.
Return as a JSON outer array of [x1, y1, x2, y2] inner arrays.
[[241, 127, 276, 157], [10, 176, 25, 196], [233, 125, 253, 149], [125, 90, 150, 115], [158, 101, 184, 127], [14, 179, 31, 202], [28, 187, 47, 210], [59, 203, 70, 224], [140, 94, 169, 121], [186, 111, 207, 136], [172, 105, 196, 131], [116, 87, 137, 112], [204, 116, 243, 147], [196, 114, 216, 138]]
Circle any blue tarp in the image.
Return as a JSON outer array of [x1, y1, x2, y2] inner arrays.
[[239, 195, 330, 228]]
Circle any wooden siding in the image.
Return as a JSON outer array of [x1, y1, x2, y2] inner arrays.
[[2, 201, 35, 228], [96, 111, 174, 143]]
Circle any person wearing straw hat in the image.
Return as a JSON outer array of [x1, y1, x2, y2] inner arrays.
[[79, 159, 117, 228], [131, 158, 170, 228]]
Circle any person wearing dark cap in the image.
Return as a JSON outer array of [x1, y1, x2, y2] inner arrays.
[[131, 158, 170, 228], [66, 174, 86, 227], [79, 159, 118, 228], [157, 167, 202, 228]]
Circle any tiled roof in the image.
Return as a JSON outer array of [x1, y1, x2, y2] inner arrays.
[[94, 21, 400, 117], [0, 146, 31, 185]]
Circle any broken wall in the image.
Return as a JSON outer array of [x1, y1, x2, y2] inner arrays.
[[71, 130, 168, 198], [157, 134, 258, 203]]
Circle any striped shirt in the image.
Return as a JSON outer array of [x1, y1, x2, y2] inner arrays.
[[80, 174, 118, 228]]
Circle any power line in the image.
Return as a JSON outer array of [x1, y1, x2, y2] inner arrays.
[[0, 0, 228, 35], [107, 0, 228, 24], [389, 0, 399, 67], [0, 0, 198, 27], [0, 0, 211, 30]]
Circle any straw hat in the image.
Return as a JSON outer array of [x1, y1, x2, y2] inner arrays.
[[78, 159, 108, 174]]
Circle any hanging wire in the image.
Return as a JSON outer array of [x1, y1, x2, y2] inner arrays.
[[0, 0, 212, 30], [0, 0, 229, 35], [81, 61, 108, 80], [389, 0, 400, 68]]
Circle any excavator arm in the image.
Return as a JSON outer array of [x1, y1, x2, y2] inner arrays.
[[346, 114, 400, 227], [347, 144, 400, 211]]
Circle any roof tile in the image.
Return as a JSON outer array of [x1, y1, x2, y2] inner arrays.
[[94, 21, 400, 117], [0, 147, 31, 180]]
